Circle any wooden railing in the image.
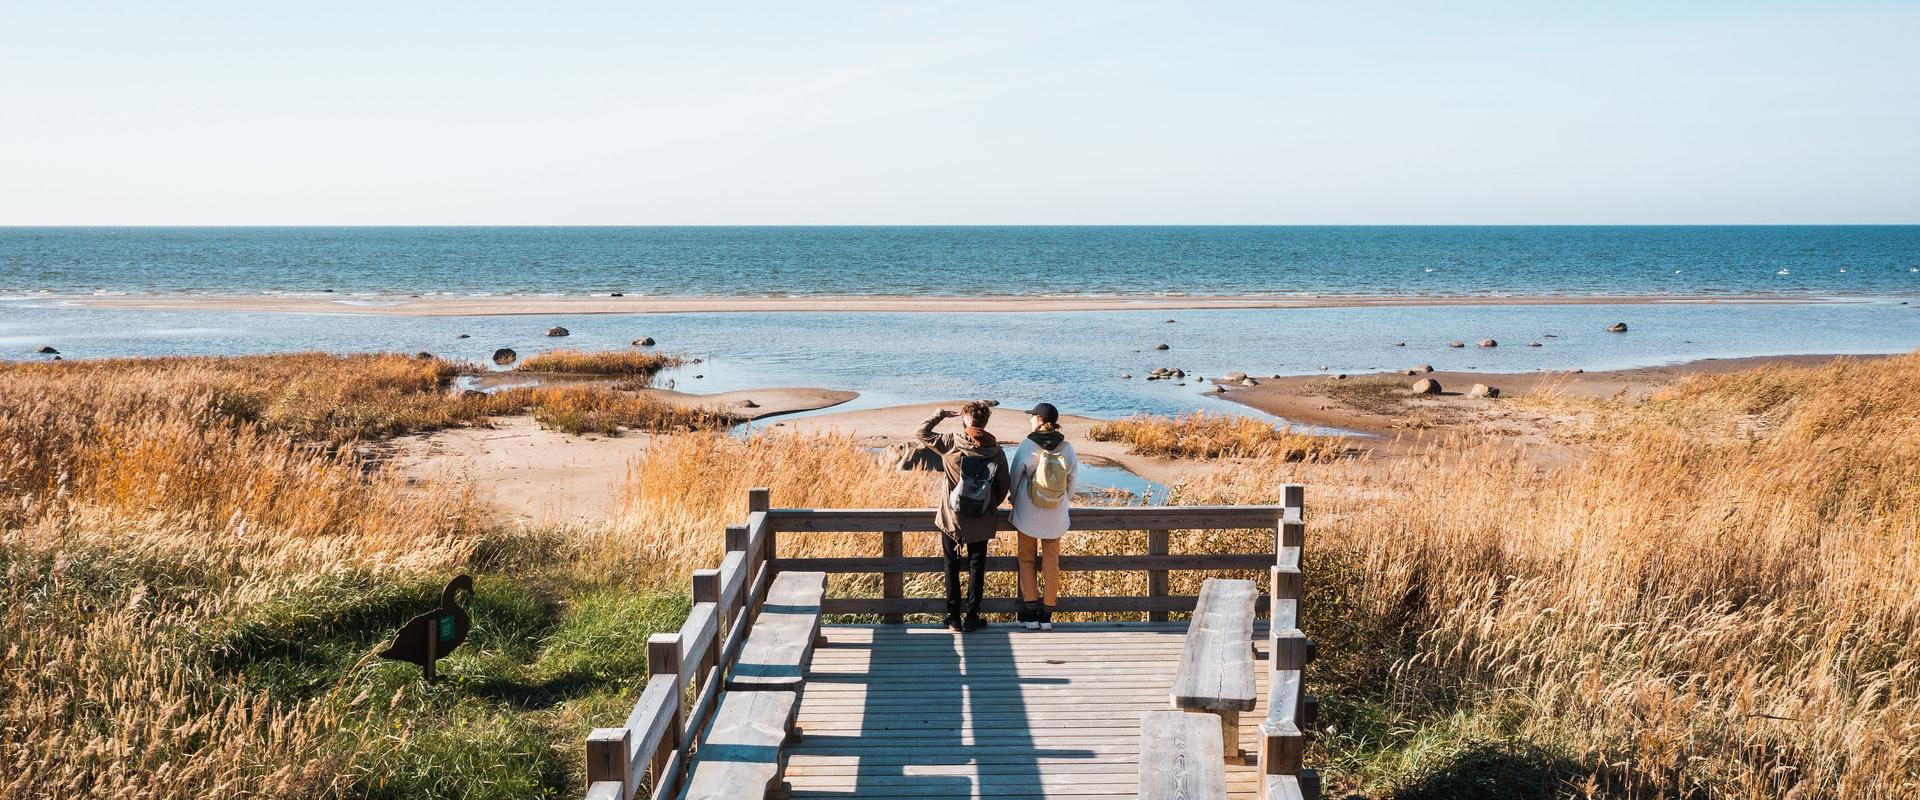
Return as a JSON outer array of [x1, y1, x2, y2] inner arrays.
[[578, 486, 1308, 800]]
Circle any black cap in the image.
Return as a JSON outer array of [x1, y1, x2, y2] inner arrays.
[[1026, 402, 1059, 423]]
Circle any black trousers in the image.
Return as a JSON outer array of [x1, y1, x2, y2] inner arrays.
[[941, 536, 989, 616]]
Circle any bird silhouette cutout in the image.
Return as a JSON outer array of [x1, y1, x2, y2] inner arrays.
[[379, 575, 473, 682]]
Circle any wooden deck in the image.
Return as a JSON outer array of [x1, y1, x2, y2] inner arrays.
[[785, 621, 1273, 799]]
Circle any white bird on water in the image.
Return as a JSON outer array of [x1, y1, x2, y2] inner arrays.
[[1777, 269, 1791, 275], [1424, 267, 1436, 273]]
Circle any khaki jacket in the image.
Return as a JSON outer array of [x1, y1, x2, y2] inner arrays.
[[917, 411, 1011, 544]]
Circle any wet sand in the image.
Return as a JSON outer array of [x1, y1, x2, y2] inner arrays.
[[69, 292, 1830, 317]]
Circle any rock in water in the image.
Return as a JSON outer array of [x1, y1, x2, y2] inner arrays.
[[1120, 373, 1132, 379], [1411, 378, 1442, 395], [1208, 384, 1226, 394], [492, 348, 517, 365], [1527, 341, 1542, 347], [1154, 343, 1170, 350], [633, 337, 656, 346], [546, 326, 570, 337], [35, 346, 58, 354], [1478, 339, 1497, 348], [1448, 340, 1466, 348], [1468, 384, 1500, 398], [610, 292, 624, 297], [455, 334, 471, 339], [1607, 322, 1628, 333]]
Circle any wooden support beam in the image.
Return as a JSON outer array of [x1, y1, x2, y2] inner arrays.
[[880, 531, 903, 624], [646, 633, 683, 790], [1146, 529, 1170, 623], [585, 727, 632, 800]]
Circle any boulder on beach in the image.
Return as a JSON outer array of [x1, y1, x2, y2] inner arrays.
[[1208, 384, 1226, 394], [1154, 343, 1170, 350], [492, 348, 517, 365], [1478, 339, 1497, 348], [633, 337, 656, 346], [546, 326, 570, 337], [1607, 322, 1629, 333], [1411, 378, 1442, 395], [1448, 340, 1466, 348], [415, 351, 434, 360], [1240, 378, 1259, 387], [1468, 383, 1500, 398], [1222, 371, 1248, 383], [1334, 374, 1348, 380], [1415, 364, 1434, 373], [1527, 341, 1542, 347], [738, 399, 759, 409], [35, 346, 58, 355]]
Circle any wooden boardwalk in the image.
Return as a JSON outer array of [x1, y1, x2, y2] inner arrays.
[[785, 622, 1273, 799]]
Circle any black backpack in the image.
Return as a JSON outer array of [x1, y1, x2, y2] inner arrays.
[[949, 453, 999, 518]]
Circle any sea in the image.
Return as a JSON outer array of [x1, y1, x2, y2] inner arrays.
[[3, 226, 1917, 423]]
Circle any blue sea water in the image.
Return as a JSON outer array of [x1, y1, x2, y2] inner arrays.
[[2, 226, 1918, 426], [2, 226, 1918, 298]]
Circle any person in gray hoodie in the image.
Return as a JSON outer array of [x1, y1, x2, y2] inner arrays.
[[917, 400, 1011, 632]]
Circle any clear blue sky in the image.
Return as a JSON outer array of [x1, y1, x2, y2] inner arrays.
[[1, 2, 1914, 224]]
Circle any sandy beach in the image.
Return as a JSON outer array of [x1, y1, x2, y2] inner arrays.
[[66, 292, 1836, 317]]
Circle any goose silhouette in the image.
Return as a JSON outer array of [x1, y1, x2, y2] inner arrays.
[[379, 575, 473, 682]]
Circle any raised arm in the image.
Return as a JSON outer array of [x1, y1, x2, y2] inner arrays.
[[917, 410, 953, 453]]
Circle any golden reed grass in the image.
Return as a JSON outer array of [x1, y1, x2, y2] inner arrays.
[[513, 348, 684, 377], [0, 355, 486, 799], [1168, 352, 1920, 797], [1089, 411, 1349, 461]]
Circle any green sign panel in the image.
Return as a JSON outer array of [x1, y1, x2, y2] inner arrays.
[[438, 614, 456, 643]]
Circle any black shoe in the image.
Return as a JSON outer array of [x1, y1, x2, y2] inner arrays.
[[963, 614, 987, 632], [943, 614, 965, 632]]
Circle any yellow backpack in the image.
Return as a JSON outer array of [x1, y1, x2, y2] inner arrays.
[[1026, 447, 1070, 509]]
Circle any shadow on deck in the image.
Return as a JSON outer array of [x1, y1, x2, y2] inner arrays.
[[785, 622, 1272, 799]]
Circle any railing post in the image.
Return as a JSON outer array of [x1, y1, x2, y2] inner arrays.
[[748, 488, 775, 580], [1261, 483, 1313, 787], [1146, 529, 1170, 622], [586, 727, 632, 800], [881, 531, 904, 624], [692, 569, 721, 680], [647, 633, 684, 791]]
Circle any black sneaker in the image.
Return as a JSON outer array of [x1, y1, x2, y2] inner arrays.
[[963, 614, 987, 632], [943, 614, 965, 633]]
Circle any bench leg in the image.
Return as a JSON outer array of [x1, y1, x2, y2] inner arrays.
[[1214, 709, 1245, 764]]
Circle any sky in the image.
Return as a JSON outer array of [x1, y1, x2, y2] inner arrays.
[[1, 1, 1915, 225]]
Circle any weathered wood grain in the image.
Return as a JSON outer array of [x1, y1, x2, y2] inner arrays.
[[728, 571, 826, 690], [1138, 710, 1228, 800], [1171, 579, 1258, 713], [679, 689, 798, 800]]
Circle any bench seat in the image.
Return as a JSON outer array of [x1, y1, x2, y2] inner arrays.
[[1137, 709, 1227, 800], [1169, 577, 1258, 762], [679, 689, 798, 800], [727, 571, 826, 691]]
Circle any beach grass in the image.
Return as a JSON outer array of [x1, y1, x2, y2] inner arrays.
[[513, 348, 685, 378], [2, 351, 1916, 798], [1088, 411, 1351, 461]]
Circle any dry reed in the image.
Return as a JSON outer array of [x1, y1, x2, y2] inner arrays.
[[1089, 411, 1350, 461]]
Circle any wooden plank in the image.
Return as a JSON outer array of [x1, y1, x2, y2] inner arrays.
[[823, 595, 1273, 616], [729, 571, 826, 690], [618, 674, 679, 791], [1138, 709, 1228, 800], [1171, 579, 1258, 713], [646, 634, 684, 791], [583, 780, 624, 800], [772, 553, 1278, 574], [680, 689, 797, 800], [763, 505, 1291, 533], [678, 602, 718, 679], [1146, 529, 1170, 622], [881, 530, 904, 624]]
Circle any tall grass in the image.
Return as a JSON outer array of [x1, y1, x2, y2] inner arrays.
[[1169, 353, 1920, 797], [514, 349, 684, 378], [1089, 412, 1350, 461]]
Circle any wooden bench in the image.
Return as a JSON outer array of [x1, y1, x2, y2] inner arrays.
[[726, 571, 826, 692], [678, 689, 798, 800], [1169, 577, 1258, 762], [1137, 709, 1228, 800]]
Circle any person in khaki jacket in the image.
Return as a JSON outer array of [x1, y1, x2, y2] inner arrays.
[[917, 400, 1011, 632]]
